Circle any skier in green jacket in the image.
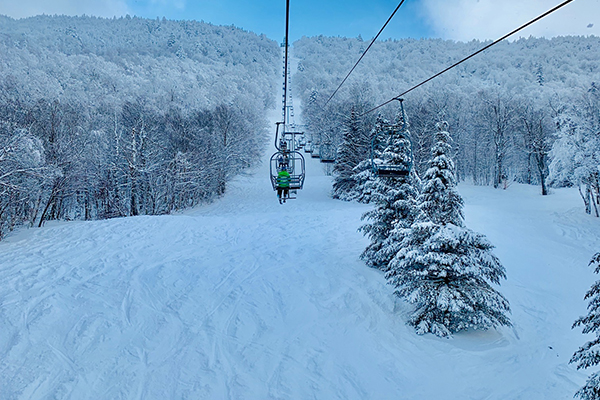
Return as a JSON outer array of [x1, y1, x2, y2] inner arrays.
[[277, 166, 291, 204]]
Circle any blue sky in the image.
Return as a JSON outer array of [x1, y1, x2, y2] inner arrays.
[[126, 0, 433, 41], [0, 0, 598, 41]]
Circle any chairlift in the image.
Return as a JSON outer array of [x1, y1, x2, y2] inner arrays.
[[370, 99, 413, 178], [370, 125, 413, 177], [282, 131, 303, 151], [319, 142, 336, 164], [311, 144, 320, 158], [270, 1, 304, 203], [373, 162, 411, 177], [270, 151, 305, 190], [304, 141, 312, 153], [270, 122, 306, 201], [298, 135, 306, 147]]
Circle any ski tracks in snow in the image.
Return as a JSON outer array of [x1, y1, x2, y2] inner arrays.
[[0, 150, 409, 399], [1, 96, 598, 397]]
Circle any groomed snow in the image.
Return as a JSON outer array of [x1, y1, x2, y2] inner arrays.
[[1, 123, 599, 398]]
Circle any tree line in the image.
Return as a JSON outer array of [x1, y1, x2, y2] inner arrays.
[[293, 35, 600, 213], [0, 15, 279, 238]]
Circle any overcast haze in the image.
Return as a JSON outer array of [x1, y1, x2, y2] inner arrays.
[[0, 0, 598, 41]]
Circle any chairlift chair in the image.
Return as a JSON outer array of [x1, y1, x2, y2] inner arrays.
[[270, 151, 306, 193], [369, 98, 413, 177], [370, 127, 413, 177], [298, 135, 306, 147], [311, 145, 320, 158], [319, 142, 336, 164], [304, 141, 312, 153], [270, 122, 306, 200], [373, 163, 410, 177]]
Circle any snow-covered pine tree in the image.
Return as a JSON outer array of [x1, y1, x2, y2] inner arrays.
[[347, 114, 387, 203], [360, 107, 420, 271], [571, 252, 600, 400], [388, 121, 511, 337], [332, 107, 369, 200], [349, 159, 378, 204]]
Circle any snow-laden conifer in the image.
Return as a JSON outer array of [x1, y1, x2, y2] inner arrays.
[[571, 252, 600, 400], [360, 109, 420, 271], [346, 160, 376, 204], [419, 121, 464, 226], [388, 121, 511, 337], [346, 115, 387, 203]]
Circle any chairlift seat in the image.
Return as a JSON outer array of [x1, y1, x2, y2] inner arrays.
[[319, 143, 336, 164], [376, 165, 410, 177], [272, 175, 304, 191], [269, 150, 306, 193]]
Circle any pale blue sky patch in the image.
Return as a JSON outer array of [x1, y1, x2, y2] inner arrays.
[[124, 0, 433, 40], [422, 0, 600, 40]]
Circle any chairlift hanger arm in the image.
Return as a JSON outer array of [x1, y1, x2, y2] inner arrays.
[[275, 122, 284, 150]]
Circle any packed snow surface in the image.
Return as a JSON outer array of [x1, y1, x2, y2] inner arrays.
[[1, 131, 599, 398]]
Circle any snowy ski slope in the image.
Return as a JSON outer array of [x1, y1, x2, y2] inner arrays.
[[1, 106, 599, 398]]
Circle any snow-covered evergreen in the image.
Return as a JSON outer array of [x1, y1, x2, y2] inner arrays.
[[360, 108, 420, 271], [347, 159, 378, 204], [571, 252, 600, 400], [387, 122, 511, 337], [418, 122, 464, 225]]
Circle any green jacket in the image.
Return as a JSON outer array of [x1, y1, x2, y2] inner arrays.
[[277, 170, 291, 188]]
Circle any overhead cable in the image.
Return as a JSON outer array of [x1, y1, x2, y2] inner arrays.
[[324, 0, 407, 107], [282, 0, 290, 124], [361, 0, 576, 116]]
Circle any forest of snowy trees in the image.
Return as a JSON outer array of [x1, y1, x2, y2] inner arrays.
[[294, 34, 600, 393], [0, 15, 279, 238], [293, 35, 600, 212]]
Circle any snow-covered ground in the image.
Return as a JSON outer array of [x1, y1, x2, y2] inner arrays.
[[0, 133, 598, 398], [2, 87, 600, 398]]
